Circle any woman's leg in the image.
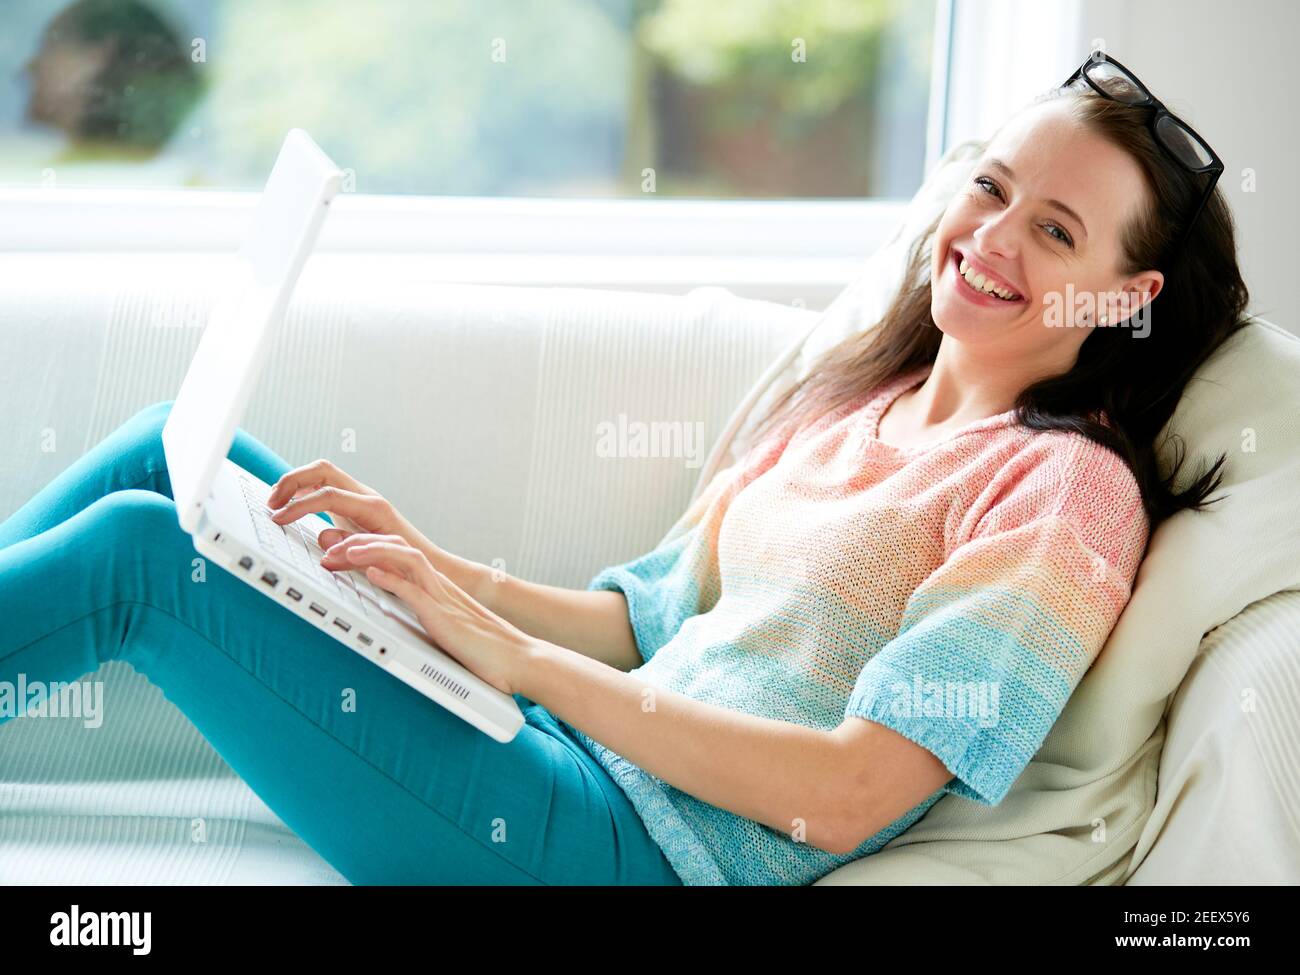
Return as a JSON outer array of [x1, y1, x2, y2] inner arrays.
[[0, 399, 331, 553], [0, 404, 681, 885]]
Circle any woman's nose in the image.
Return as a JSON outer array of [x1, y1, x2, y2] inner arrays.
[[972, 214, 1021, 262]]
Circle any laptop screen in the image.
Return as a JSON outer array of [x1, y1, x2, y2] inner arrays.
[[162, 129, 342, 533]]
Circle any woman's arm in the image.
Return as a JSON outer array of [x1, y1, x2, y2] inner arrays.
[[436, 552, 642, 672], [332, 533, 952, 855], [518, 639, 953, 857]]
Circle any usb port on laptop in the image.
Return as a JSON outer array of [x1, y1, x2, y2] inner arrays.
[[308, 602, 327, 617], [357, 633, 373, 646], [285, 588, 302, 601], [333, 618, 351, 633]]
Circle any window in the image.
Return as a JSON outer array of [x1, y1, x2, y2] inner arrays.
[[0, 0, 936, 200]]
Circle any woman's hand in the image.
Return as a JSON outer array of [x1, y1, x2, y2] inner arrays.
[[333, 533, 536, 696], [266, 458, 442, 568]]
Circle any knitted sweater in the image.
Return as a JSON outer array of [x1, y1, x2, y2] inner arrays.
[[556, 363, 1150, 886]]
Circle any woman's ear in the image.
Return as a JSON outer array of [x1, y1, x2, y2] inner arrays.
[[1113, 269, 1163, 325]]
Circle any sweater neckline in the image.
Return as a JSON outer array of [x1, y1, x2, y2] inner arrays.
[[861, 364, 1023, 457]]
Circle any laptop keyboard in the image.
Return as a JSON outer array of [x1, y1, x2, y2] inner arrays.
[[238, 471, 383, 620]]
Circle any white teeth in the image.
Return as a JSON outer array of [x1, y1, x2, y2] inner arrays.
[[958, 255, 1019, 301]]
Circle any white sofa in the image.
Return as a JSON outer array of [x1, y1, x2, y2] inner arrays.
[[1, 252, 1297, 885]]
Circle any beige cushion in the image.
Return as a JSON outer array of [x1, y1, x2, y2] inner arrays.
[[692, 141, 1300, 884]]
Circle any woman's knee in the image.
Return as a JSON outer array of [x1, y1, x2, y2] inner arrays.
[[123, 401, 177, 488], [113, 400, 175, 468], [90, 489, 190, 557]]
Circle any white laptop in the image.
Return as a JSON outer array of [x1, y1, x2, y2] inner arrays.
[[161, 128, 525, 744]]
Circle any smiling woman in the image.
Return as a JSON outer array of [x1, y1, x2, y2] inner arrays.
[[599, 53, 1253, 874], [0, 29, 1269, 891]]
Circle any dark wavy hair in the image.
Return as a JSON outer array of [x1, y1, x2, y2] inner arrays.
[[746, 79, 1251, 539]]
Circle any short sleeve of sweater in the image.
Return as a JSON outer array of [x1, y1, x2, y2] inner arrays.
[[587, 430, 793, 665], [586, 526, 707, 666], [842, 435, 1149, 806]]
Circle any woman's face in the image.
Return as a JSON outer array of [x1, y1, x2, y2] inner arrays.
[[931, 98, 1163, 366]]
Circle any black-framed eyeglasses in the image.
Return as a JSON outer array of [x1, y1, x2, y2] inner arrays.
[[1062, 51, 1223, 264]]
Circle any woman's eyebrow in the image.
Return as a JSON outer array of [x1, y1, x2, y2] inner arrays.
[[986, 157, 1089, 241]]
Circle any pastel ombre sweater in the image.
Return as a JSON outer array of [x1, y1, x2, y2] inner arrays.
[[555, 364, 1150, 886]]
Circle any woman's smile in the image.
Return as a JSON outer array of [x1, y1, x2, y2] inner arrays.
[[947, 247, 1028, 309]]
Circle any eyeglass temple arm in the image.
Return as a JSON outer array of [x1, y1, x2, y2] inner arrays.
[[1166, 174, 1217, 263]]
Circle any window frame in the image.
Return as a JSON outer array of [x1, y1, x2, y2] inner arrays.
[[0, 0, 1082, 307]]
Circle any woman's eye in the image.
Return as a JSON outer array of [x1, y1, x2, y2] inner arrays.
[[974, 175, 1075, 249], [1045, 223, 1074, 248]]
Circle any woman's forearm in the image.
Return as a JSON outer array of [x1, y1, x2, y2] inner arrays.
[[518, 639, 852, 856], [427, 548, 642, 672]]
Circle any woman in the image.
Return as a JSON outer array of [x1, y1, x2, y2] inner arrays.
[[0, 55, 1250, 886]]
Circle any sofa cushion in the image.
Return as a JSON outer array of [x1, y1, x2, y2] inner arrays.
[[1126, 589, 1300, 884]]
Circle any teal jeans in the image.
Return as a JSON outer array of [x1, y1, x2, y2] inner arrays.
[[0, 401, 681, 886]]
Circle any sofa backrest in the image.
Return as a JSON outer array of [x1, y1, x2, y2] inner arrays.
[[0, 255, 816, 591]]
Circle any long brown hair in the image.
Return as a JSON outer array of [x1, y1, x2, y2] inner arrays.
[[747, 82, 1251, 537]]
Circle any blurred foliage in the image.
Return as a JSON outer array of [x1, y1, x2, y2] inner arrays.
[[212, 0, 632, 193], [636, 0, 896, 122]]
